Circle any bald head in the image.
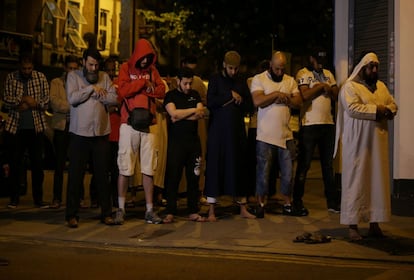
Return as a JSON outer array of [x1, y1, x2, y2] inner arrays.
[[269, 51, 286, 82], [271, 51, 287, 65]]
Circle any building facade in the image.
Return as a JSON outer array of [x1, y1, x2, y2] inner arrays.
[[0, 0, 122, 84]]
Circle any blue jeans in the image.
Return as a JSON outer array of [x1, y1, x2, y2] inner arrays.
[[293, 124, 339, 208], [256, 140, 294, 197]]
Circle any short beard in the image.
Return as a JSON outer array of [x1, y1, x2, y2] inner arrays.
[[83, 68, 99, 84], [269, 70, 283, 82], [223, 68, 235, 79], [178, 84, 184, 93]]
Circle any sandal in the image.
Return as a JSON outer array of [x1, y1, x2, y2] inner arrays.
[[163, 214, 174, 224], [293, 232, 312, 243], [188, 214, 207, 222], [304, 232, 332, 244]]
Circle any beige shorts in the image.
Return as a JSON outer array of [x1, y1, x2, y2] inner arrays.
[[117, 123, 156, 176]]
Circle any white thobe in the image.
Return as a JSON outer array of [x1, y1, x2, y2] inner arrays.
[[335, 80, 398, 225]]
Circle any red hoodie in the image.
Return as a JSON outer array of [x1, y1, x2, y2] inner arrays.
[[118, 38, 166, 125]]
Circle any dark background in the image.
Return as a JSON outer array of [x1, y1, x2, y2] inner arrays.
[[139, 0, 335, 79]]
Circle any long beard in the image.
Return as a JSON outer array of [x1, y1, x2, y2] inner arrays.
[[269, 69, 283, 82], [83, 68, 99, 84], [363, 72, 378, 86]]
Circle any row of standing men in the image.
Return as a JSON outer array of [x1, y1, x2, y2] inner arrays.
[[1, 39, 398, 240]]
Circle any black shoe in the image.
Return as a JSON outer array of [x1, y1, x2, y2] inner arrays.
[[50, 200, 61, 209], [90, 200, 99, 208], [328, 206, 340, 214], [282, 204, 296, 216], [292, 201, 309, 216], [34, 201, 50, 209], [256, 205, 265, 218], [67, 217, 78, 228], [293, 205, 309, 216], [102, 216, 116, 226], [7, 201, 17, 209]]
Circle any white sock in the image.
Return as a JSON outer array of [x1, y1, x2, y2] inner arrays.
[[146, 203, 153, 212], [118, 197, 126, 210], [206, 196, 216, 204]]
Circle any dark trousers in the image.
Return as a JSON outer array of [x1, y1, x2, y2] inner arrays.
[[52, 128, 69, 202], [6, 130, 44, 204], [109, 141, 119, 207], [247, 128, 257, 197], [165, 139, 201, 215], [293, 124, 339, 208], [65, 134, 111, 221]]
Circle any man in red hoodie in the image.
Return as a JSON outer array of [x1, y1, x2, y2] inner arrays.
[[115, 39, 166, 224]]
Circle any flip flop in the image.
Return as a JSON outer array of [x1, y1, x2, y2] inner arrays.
[[293, 232, 313, 243], [304, 233, 332, 244]]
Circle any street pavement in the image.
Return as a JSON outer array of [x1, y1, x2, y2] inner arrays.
[[0, 167, 414, 267]]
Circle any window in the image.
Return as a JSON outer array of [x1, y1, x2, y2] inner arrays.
[[67, 29, 88, 49], [66, 1, 87, 51], [42, 0, 65, 45], [45, 1, 65, 20], [98, 9, 109, 50], [67, 2, 87, 31]]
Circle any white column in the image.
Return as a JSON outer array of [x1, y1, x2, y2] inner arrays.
[[334, 0, 349, 87], [394, 0, 414, 180]]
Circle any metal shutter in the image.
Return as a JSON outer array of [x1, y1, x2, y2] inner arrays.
[[350, 0, 393, 84]]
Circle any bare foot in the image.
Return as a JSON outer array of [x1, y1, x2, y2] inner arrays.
[[240, 205, 256, 219], [188, 214, 207, 222], [368, 223, 385, 238], [163, 214, 174, 224], [207, 215, 217, 222], [349, 228, 363, 241]]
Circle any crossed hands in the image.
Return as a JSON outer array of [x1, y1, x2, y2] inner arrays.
[[93, 85, 108, 98], [274, 92, 291, 105], [145, 80, 154, 93], [18, 96, 37, 111], [376, 104, 394, 121], [320, 83, 334, 98], [193, 107, 205, 119]]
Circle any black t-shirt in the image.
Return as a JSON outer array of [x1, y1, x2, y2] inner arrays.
[[164, 88, 202, 141]]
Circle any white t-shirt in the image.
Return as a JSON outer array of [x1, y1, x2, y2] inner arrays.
[[250, 71, 300, 149], [296, 67, 336, 126]]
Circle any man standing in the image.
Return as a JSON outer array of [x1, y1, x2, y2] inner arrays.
[[250, 51, 302, 218], [180, 55, 207, 105], [162, 67, 206, 223], [292, 49, 340, 216], [180, 55, 208, 205], [65, 48, 118, 228], [49, 55, 79, 209], [3, 52, 50, 209], [334, 51, 397, 241], [114, 38, 166, 225], [103, 57, 121, 208], [204, 50, 256, 222]]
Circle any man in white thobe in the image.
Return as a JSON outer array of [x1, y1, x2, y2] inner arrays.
[[334, 52, 398, 241]]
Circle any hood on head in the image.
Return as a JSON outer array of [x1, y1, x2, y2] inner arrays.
[[128, 39, 157, 71]]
